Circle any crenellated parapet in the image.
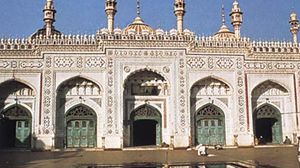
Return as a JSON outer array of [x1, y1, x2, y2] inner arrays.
[[190, 36, 250, 54], [246, 40, 300, 60], [97, 28, 195, 48]]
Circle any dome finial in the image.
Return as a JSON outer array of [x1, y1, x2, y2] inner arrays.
[[137, 0, 141, 17]]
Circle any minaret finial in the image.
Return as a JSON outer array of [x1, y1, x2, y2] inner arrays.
[[44, 0, 56, 37], [222, 5, 225, 26], [230, 0, 243, 38], [137, 0, 141, 17], [105, 0, 117, 34], [174, 0, 186, 34]]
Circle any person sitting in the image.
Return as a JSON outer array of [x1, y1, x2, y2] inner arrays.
[[258, 136, 266, 145], [196, 144, 208, 156], [214, 144, 223, 150], [283, 136, 292, 144]]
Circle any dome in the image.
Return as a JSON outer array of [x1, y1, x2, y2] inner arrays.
[[124, 16, 154, 35], [213, 24, 236, 39], [30, 26, 61, 38]]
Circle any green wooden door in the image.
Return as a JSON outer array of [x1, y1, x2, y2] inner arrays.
[[196, 119, 225, 145], [67, 120, 95, 148], [155, 122, 161, 145], [15, 120, 31, 148], [272, 120, 282, 144]]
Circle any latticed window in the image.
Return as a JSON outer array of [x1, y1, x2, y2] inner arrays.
[[2, 106, 30, 118], [133, 106, 160, 117], [196, 105, 224, 117], [66, 106, 95, 118], [255, 105, 280, 119]]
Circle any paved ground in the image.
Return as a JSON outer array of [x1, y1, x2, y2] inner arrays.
[[0, 146, 299, 168]]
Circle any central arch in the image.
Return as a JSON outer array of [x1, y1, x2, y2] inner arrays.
[[65, 105, 97, 148], [130, 105, 162, 146], [0, 105, 32, 149], [253, 104, 282, 144], [195, 104, 225, 145]]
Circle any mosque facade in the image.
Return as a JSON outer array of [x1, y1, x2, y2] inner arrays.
[[0, 0, 300, 150]]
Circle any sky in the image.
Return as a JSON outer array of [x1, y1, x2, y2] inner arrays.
[[0, 0, 299, 41]]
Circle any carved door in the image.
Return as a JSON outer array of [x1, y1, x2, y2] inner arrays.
[[15, 120, 31, 148], [67, 120, 95, 148], [197, 119, 225, 145]]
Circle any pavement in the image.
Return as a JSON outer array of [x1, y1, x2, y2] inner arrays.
[[0, 146, 299, 168]]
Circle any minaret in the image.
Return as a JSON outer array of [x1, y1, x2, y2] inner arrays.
[[105, 0, 117, 34], [289, 11, 300, 45], [174, 0, 186, 34], [43, 0, 56, 37], [230, 0, 243, 39]]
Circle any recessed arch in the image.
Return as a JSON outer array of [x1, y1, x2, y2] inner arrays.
[[0, 104, 32, 149], [123, 68, 170, 88], [123, 68, 169, 96], [129, 104, 162, 146], [191, 76, 233, 92], [65, 104, 97, 148], [194, 103, 226, 146], [0, 78, 36, 96], [56, 75, 103, 93], [55, 76, 102, 149], [190, 76, 233, 97], [251, 80, 289, 97], [253, 103, 283, 144]]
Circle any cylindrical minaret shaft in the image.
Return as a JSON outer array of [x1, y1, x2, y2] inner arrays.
[[43, 0, 56, 37], [289, 11, 300, 45], [105, 0, 117, 34], [230, 0, 243, 39], [174, 0, 185, 34]]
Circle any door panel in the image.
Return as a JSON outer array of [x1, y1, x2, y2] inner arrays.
[[196, 119, 225, 145], [67, 120, 95, 148], [15, 120, 30, 148]]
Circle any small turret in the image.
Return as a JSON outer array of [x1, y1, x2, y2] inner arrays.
[[230, 0, 243, 39], [105, 0, 117, 34], [43, 0, 56, 37], [174, 0, 185, 34], [289, 11, 299, 45]]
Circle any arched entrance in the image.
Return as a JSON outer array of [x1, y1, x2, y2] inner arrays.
[[130, 105, 162, 146], [253, 105, 282, 144], [0, 105, 32, 148], [65, 105, 96, 148], [195, 104, 225, 145]]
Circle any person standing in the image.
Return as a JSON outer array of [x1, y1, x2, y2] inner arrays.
[[298, 137, 300, 156]]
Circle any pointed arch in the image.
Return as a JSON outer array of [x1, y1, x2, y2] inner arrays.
[[251, 80, 289, 97], [0, 79, 36, 97], [253, 103, 283, 144], [190, 76, 233, 97], [194, 103, 226, 145], [130, 104, 162, 121], [56, 75, 103, 93], [191, 75, 233, 92], [129, 104, 162, 146], [123, 68, 170, 88]]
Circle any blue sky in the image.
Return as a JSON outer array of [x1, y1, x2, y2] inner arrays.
[[0, 0, 299, 41]]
